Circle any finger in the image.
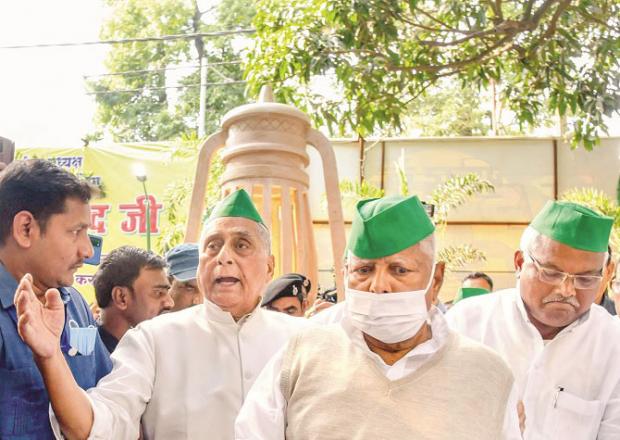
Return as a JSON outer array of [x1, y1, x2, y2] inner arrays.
[[16, 309, 35, 340], [44, 288, 63, 310], [14, 286, 33, 317], [15, 273, 36, 304]]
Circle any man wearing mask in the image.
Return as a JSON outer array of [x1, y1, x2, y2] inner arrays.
[[236, 195, 520, 439], [165, 243, 203, 312], [14, 189, 308, 439], [451, 272, 494, 305], [94, 246, 173, 353], [0, 159, 111, 438], [447, 201, 620, 439]]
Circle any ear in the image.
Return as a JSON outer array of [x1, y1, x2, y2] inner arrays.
[[605, 259, 617, 283], [514, 250, 525, 276], [111, 286, 130, 311], [265, 254, 275, 281], [12, 211, 39, 248], [430, 261, 446, 302]]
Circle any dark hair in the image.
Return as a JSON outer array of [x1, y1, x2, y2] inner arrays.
[[462, 271, 494, 291], [0, 159, 93, 245], [94, 246, 167, 308]]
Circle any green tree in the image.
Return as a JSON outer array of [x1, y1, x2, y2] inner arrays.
[[405, 81, 492, 136], [247, 0, 620, 149], [89, 0, 253, 142]]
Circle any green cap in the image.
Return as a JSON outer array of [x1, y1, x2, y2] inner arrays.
[[530, 201, 612, 253], [208, 189, 264, 224], [453, 287, 490, 304], [347, 195, 435, 259]]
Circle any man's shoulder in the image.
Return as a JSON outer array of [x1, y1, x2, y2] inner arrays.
[[286, 323, 348, 354], [447, 331, 514, 376], [135, 305, 202, 336], [585, 303, 620, 337], [309, 301, 346, 325], [447, 288, 516, 320]]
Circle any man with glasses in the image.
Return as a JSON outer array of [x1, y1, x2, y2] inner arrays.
[[447, 201, 620, 439]]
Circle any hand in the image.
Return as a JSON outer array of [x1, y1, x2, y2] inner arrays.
[[14, 273, 65, 359], [305, 299, 335, 318], [517, 400, 526, 434]]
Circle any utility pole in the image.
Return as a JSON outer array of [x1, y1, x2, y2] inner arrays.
[[193, 1, 207, 138], [198, 54, 208, 138]]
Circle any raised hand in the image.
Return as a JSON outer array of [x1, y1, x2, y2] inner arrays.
[[14, 273, 66, 359]]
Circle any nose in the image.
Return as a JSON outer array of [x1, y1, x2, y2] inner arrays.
[[162, 292, 175, 311], [216, 244, 233, 265], [369, 267, 391, 294], [81, 233, 94, 259], [557, 275, 577, 297]]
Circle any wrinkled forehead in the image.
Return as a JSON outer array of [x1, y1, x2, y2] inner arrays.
[[531, 235, 607, 270], [200, 216, 263, 243], [348, 241, 433, 268]]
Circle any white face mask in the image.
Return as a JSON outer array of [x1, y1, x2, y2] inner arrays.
[[345, 263, 436, 344]]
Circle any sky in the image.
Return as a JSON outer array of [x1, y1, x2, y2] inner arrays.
[[0, 0, 110, 148]]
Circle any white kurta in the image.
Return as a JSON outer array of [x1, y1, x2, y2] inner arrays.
[[235, 307, 521, 439], [446, 288, 620, 440], [51, 301, 310, 440]]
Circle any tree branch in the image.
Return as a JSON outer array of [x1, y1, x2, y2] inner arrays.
[[403, 34, 516, 74], [495, 0, 504, 20], [575, 6, 617, 29], [541, 0, 572, 40], [418, 27, 501, 47], [412, 7, 457, 31], [529, 0, 564, 30], [524, 0, 536, 19]]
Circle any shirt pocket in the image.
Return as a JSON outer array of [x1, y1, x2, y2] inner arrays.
[[543, 389, 601, 440], [66, 350, 98, 389], [0, 366, 51, 437]]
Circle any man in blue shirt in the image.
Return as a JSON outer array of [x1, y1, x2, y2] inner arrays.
[[0, 159, 112, 439]]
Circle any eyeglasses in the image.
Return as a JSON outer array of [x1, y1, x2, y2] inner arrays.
[[523, 252, 603, 290]]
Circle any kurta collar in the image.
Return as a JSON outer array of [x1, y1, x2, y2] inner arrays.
[[203, 297, 262, 327]]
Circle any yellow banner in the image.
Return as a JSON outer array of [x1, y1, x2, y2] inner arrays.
[[16, 143, 199, 304]]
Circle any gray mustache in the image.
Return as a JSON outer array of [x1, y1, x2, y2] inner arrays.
[[542, 295, 579, 308]]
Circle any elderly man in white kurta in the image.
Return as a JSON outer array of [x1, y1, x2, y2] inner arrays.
[[235, 195, 521, 440], [14, 189, 309, 440], [447, 201, 620, 439]]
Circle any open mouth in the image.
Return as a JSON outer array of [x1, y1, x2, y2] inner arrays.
[[215, 276, 240, 286]]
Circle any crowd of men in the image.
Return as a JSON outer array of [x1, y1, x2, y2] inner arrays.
[[1, 158, 620, 439]]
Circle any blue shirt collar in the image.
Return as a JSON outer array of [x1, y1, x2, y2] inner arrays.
[[0, 263, 72, 310], [0, 263, 19, 310]]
